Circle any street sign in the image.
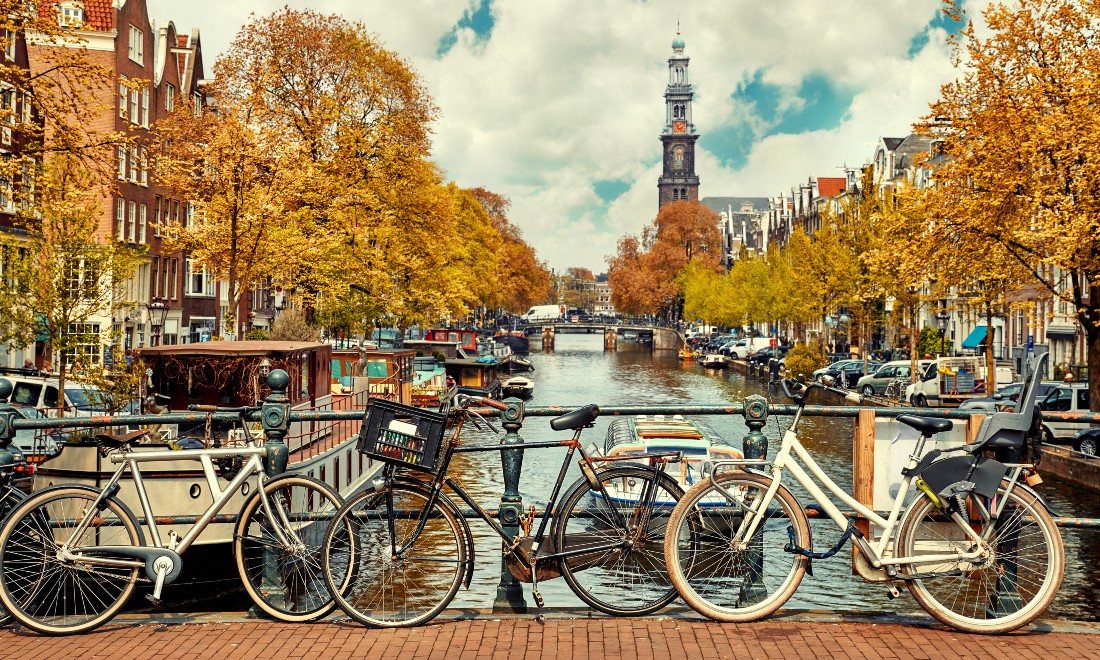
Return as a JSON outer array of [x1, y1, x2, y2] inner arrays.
[[1026, 335, 1034, 352]]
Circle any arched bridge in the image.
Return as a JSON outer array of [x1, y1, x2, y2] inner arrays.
[[518, 322, 682, 351]]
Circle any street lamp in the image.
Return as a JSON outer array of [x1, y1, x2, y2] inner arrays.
[[146, 297, 169, 347], [935, 311, 951, 357]]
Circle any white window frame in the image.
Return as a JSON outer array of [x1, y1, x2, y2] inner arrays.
[[140, 87, 148, 127], [127, 201, 136, 243], [4, 30, 14, 62], [117, 145, 126, 180], [128, 145, 138, 182], [153, 195, 162, 237], [128, 25, 143, 65], [192, 92, 202, 116], [118, 77, 127, 119], [185, 259, 215, 297], [138, 146, 147, 185], [138, 203, 147, 244], [116, 198, 125, 241], [20, 92, 30, 124], [165, 84, 175, 111]]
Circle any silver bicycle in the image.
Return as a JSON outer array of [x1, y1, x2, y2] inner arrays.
[[663, 354, 1064, 634], [0, 405, 347, 635]]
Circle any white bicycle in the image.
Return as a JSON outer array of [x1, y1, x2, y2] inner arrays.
[[663, 354, 1063, 634]]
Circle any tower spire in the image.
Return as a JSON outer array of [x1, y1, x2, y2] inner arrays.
[[658, 28, 699, 208]]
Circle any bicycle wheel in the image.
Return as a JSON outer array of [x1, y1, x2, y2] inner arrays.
[[664, 470, 809, 622], [0, 485, 28, 627], [323, 481, 466, 627], [235, 475, 345, 622], [553, 466, 684, 616], [896, 482, 1064, 634], [0, 486, 143, 635]]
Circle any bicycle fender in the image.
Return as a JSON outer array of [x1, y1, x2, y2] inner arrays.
[[392, 477, 477, 590], [21, 483, 147, 546], [1011, 480, 1059, 516]]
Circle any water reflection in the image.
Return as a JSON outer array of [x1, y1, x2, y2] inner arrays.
[[449, 333, 1100, 621]]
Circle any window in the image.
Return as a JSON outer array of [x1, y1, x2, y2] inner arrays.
[[185, 259, 214, 297], [138, 204, 147, 243], [128, 25, 143, 65], [184, 201, 194, 226], [192, 91, 202, 116], [127, 201, 136, 243], [151, 256, 159, 297], [129, 145, 138, 182], [65, 323, 101, 365], [171, 199, 180, 224], [19, 159, 33, 208], [169, 258, 177, 300], [0, 177, 12, 212], [117, 145, 126, 180], [129, 88, 139, 125], [116, 198, 125, 241], [58, 3, 85, 27], [160, 257, 168, 299], [153, 195, 162, 236], [118, 78, 127, 119], [21, 92, 31, 124], [4, 30, 14, 61], [140, 87, 148, 127], [165, 84, 175, 111], [138, 146, 147, 185]]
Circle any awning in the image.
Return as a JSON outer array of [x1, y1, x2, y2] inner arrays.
[[961, 326, 988, 350]]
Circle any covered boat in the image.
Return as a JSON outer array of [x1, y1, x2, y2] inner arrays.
[[500, 375, 534, 399], [601, 415, 742, 504]]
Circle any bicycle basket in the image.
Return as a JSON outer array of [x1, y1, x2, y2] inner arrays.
[[357, 398, 448, 474]]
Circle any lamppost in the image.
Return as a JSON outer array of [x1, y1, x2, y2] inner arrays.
[[935, 311, 950, 357], [146, 297, 169, 347]]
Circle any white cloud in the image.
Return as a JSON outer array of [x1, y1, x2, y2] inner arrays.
[[149, 0, 968, 273]]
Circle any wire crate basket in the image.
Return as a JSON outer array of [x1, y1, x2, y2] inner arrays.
[[357, 398, 448, 474]]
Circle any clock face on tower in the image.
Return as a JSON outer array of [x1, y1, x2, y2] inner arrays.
[[673, 121, 687, 134]]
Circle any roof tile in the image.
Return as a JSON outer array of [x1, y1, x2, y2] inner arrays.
[[816, 177, 847, 198]]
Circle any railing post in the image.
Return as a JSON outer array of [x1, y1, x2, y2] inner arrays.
[[251, 368, 291, 617], [740, 394, 770, 603], [494, 397, 528, 613]]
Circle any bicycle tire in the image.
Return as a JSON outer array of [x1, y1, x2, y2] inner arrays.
[[0, 485, 28, 627], [663, 470, 809, 622], [0, 486, 143, 635], [322, 481, 466, 628], [234, 475, 346, 622], [553, 466, 684, 616], [896, 482, 1064, 633]]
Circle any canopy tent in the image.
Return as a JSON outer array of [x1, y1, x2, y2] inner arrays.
[[960, 326, 988, 350]]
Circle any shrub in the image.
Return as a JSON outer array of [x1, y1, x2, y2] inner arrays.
[[784, 344, 826, 381]]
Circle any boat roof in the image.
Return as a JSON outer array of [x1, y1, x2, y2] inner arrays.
[[136, 341, 327, 357], [605, 415, 737, 453]]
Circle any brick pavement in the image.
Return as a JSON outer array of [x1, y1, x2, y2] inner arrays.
[[1, 613, 1099, 660]]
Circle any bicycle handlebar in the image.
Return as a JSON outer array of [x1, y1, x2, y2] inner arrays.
[[459, 395, 509, 411], [779, 378, 862, 405]]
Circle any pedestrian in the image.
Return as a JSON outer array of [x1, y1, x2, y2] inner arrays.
[[1064, 372, 1074, 383], [883, 348, 892, 362], [21, 358, 33, 370]]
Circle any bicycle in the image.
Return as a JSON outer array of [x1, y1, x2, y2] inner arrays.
[[321, 395, 687, 627], [0, 450, 28, 627], [884, 377, 910, 402], [663, 353, 1064, 634], [0, 404, 347, 635]]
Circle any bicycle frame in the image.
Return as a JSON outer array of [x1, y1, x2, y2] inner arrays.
[[717, 404, 1029, 571], [57, 441, 293, 564], [383, 415, 678, 572]]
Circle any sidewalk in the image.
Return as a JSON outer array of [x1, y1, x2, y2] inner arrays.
[[2, 609, 1099, 659]]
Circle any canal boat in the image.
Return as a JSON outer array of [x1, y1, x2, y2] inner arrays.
[[444, 354, 502, 399], [700, 354, 728, 369], [601, 415, 742, 504], [498, 354, 535, 373], [33, 341, 384, 546], [493, 329, 530, 355], [500, 375, 534, 399], [411, 356, 456, 409], [331, 348, 415, 403]]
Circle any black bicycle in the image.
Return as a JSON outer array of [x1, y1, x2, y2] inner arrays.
[[321, 395, 688, 627]]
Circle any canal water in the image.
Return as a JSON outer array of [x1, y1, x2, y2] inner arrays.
[[448, 333, 1100, 621]]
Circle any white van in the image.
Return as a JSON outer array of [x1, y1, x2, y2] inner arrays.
[[727, 337, 776, 360], [520, 304, 565, 323], [0, 375, 110, 417], [905, 357, 1014, 407]]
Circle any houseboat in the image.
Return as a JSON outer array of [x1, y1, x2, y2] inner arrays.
[[600, 415, 743, 504], [34, 341, 383, 546], [331, 348, 415, 403], [411, 356, 455, 410], [444, 354, 502, 399]]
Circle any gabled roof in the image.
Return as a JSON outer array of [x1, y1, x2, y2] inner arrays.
[[816, 177, 846, 199], [700, 197, 771, 215], [882, 137, 905, 151], [40, 1, 113, 31]]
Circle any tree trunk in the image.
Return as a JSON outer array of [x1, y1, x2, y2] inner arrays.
[[986, 304, 996, 396], [1088, 284, 1100, 412]]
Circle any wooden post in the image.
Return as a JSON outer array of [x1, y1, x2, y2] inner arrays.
[[541, 325, 554, 352], [604, 327, 617, 351], [851, 408, 876, 573]]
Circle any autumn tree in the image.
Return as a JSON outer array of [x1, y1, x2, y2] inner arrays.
[[469, 188, 551, 314], [920, 0, 1100, 407], [785, 221, 857, 353], [0, 155, 144, 412], [608, 200, 723, 315], [155, 98, 298, 338], [213, 8, 440, 325]]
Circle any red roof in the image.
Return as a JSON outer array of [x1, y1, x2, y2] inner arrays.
[[40, 0, 113, 31], [817, 177, 847, 199]]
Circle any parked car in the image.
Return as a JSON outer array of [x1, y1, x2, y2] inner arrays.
[[0, 376, 110, 417], [1038, 383, 1090, 443], [815, 359, 883, 388], [854, 359, 932, 396], [1072, 427, 1099, 457], [0, 403, 66, 458], [746, 345, 789, 365], [728, 337, 777, 360], [957, 382, 1059, 414]]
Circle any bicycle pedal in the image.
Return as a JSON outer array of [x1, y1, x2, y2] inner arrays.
[[532, 587, 545, 608], [145, 593, 163, 607], [886, 584, 901, 600]]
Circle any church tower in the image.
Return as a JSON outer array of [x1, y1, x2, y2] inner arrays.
[[657, 30, 700, 208]]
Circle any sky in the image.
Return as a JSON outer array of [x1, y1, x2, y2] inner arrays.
[[147, 0, 981, 274]]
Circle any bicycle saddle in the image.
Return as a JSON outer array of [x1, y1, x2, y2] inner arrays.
[[94, 429, 150, 449], [550, 404, 600, 431], [896, 415, 952, 437]]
